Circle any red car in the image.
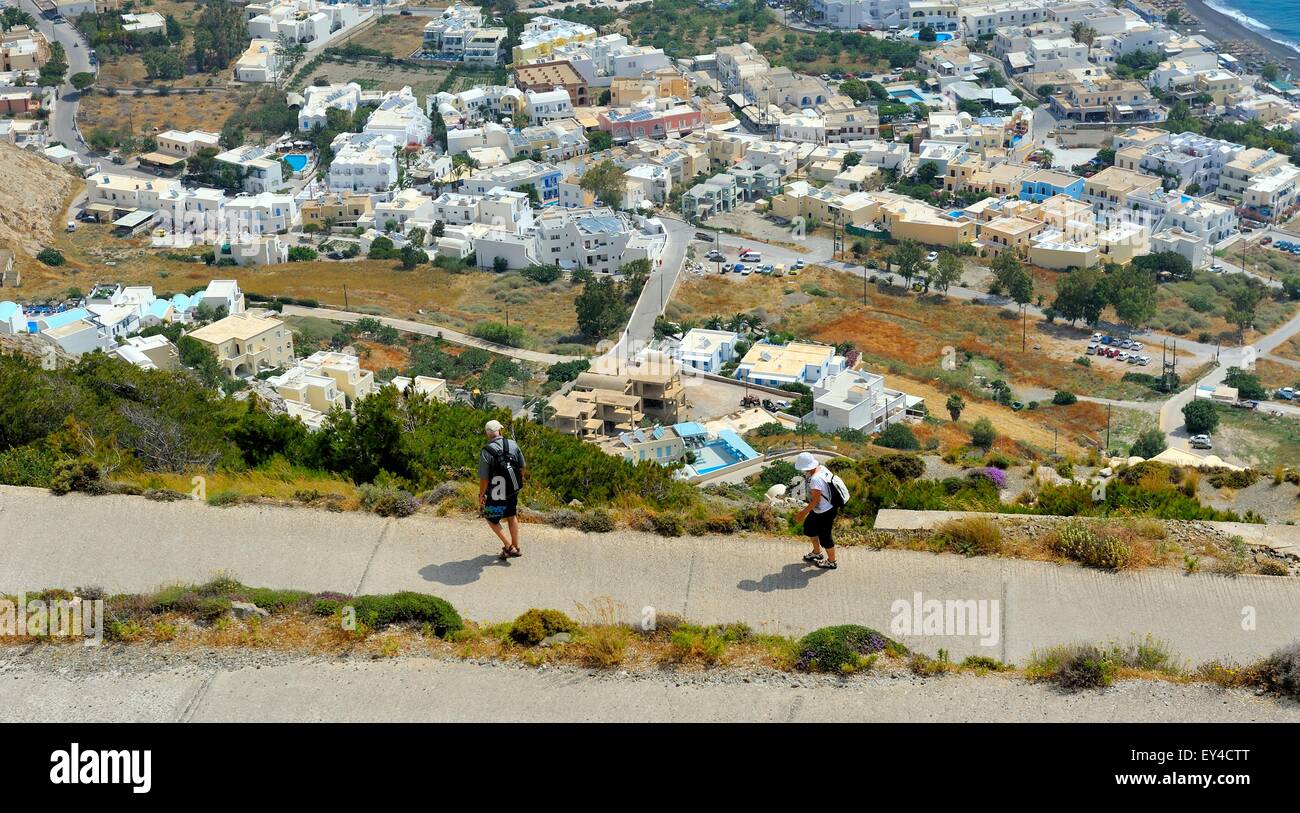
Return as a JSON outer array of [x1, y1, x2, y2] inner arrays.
[[1261, 236, 1273, 245]]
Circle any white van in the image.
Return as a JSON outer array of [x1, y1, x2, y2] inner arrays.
[[739, 250, 762, 262]]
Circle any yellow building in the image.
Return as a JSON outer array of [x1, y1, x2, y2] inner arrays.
[[872, 192, 975, 247], [511, 16, 597, 63], [186, 313, 294, 377], [976, 216, 1046, 257], [301, 192, 373, 227]]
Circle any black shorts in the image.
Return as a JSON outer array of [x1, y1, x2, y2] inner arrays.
[[483, 494, 518, 525], [802, 507, 838, 547]]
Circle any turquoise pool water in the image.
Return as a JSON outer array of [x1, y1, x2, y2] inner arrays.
[[889, 88, 925, 102], [912, 32, 954, 41], [284, 153, 309, 172]]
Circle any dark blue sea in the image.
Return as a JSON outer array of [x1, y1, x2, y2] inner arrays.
[[1205, 0, 1300, 55]]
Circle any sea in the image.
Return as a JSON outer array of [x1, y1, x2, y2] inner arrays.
[[1205, 0, 1300, 55]]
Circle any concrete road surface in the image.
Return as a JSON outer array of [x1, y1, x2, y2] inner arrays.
[[4, 648, 1297, 722], [2, 486, 1298, 666]]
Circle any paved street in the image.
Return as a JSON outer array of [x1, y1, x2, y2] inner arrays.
[[3, 485, 1298, 666]]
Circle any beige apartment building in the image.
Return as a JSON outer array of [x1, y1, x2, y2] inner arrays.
[[186, 313, 294, 377], [301, 192, 374, 227], [1218, 148, 1292, 202]]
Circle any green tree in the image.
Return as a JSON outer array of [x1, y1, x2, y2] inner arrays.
[[970, 417, 997, 450], [1103, 264, 1157, 328], [580, 159, 626, 209], [1130, 428, 1166, 458], [945, 393, 965, 421], [891, 240, 925, 288], [931, 252, 963, 295], [574, 277, 628, 338], [70, 72, 96, 92], [1182, 399, 1219, 435], [1052, 266, 1107, 325]]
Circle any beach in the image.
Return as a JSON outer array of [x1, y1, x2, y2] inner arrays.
[[1182, 0, 1300, 70]]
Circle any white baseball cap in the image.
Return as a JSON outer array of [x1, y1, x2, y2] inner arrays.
[[794, 452, 819, 471], [485, 419, 503, 434]]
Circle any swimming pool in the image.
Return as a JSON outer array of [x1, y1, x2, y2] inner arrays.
[[283, 153, 309, 172], [911, 31, 954, 41], [889, 88, 926, 102]]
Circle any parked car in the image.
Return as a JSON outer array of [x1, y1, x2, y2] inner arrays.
[[925, 251, 939, 262], [1100, 336, 1113, 345], [1138, 356, 1151, 366], [1085, 343, 1098, 355], [1261, 236, 1272, 245], [695, 232, 712, 242], [1190, 434, 1213, 450], [793, 258, 806, 269], [1278, 387, 1296, 400], [1210, 263, 1224, 272], [706, 250, 724, 261]]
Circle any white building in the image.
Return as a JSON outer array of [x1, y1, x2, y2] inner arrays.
[[215, 145, 285, 195], [674, 328, 740, 374], [363, 86, 431, 147], [297, 82, 362, 132], [807, 368, 919, 434], [328, 132, 399, 192]]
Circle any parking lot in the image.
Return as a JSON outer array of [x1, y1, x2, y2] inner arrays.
[[1083, 332, 1154, 368]]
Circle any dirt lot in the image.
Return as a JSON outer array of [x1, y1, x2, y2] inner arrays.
[[335, 14, 432, 59], [88, 0, 216, 89], [296, 58, 487, 108], [28, 222, 588, 352], [1211, 404, 1300, 471], [80, 89, 242, 143], [671, 266, 1196, 401]]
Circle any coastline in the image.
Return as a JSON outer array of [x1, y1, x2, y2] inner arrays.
[[1182, 0, 1300, 69]]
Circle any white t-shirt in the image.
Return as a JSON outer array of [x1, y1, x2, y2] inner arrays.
[[807, 466, 834, 514]]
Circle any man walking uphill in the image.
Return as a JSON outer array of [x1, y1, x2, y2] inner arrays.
[[479, 419, 525, 559]]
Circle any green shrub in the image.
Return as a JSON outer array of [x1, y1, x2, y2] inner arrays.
[[936, 515, 1002, 556], [876, 422, 920, 450], [961, 655, 1011, 672], [1050, 519, 1132, 570], [737, 501, 781, 532], [878, 453, 925, 482], [1028, 644, 1118, 691], [1205, 468, 1260, 489], [510, 608, 578, 645], [1051, 390, 1077, 406], [49, 458, 103, 496], [795, 625, 897, 673], [348, 592, 462, 636], [0, 444, 59, 488], [1254, 643, 1300, 699], [357, 484, 420, 517], [669, 626, 728, 664], [206, 490, 242, 507], [577, 508, 615, 533], [648, 511, 684, 537]]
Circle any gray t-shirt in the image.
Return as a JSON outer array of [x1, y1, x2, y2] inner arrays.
[[478, 437, 524, 481]]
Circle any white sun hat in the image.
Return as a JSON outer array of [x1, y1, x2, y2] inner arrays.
[[794, 452, 819, 471]]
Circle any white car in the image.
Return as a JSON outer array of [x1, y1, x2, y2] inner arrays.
[[926, 251, 939, 262]]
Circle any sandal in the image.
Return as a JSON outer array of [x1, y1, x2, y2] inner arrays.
[[498, 546, 512, 560], [507, 546, 522, 558], [802, 551, 824, 562], [815, 559, 838, 570]]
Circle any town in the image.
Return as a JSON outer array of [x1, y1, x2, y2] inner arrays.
[[1, 0, 1300, 726]]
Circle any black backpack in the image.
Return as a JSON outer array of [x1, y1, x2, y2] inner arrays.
[[486, 437, 523, 497]]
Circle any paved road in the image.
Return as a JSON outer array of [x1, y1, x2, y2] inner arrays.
[[3, 485, 1298, 665], [279, 304, 581, 364], [6, 649, 1298, 722], [594, 214, 692, 368], [18, 0, 93, 158]]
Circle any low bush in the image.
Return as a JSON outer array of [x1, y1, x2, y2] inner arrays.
[[1255, 643, 1300, 699], [510, 608, 578, 646], [648, 511, 684, 537], [1051, 390, 1077, 406], [348, 592, 462, 636], [909, 649, 954, 676], [577, 508, 615, 533], [1205, 468, 1260, 490], [737, 501, 781, 532], [876, 422, 920, 450], [547, 509, 580, 528], [795, 625, 896, 673], [358, 484, 420, 517], [1049, 519, 1133, 570], [669, 625, 728, 664], [49, 458, 103, 496], [1027, 644, 1118, 691], [878, 453, 926, 482], [936, 515, 1003, 556]]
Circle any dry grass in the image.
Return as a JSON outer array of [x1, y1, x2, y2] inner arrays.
[[26, 220, 588, 351], [113, 466, 361, 509], [80, 89, 242, 144], [335, 14, 431, 58]]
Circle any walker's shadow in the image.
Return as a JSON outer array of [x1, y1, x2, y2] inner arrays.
[[737, 562, 828, 593], [419, 554, 506, 586]]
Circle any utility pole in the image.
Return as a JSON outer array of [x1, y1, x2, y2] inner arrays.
[[343, 283, 349, 310], [1021, 304, 1027, 352], [1106, 402, 1111, 451]]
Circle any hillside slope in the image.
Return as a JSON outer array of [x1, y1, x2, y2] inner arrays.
[[0, 141, 77, 257]]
